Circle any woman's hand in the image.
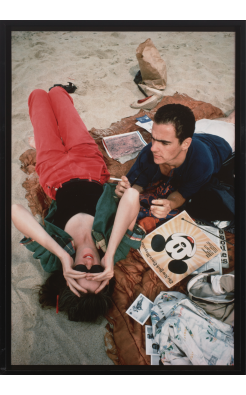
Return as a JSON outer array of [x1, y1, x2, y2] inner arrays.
[[60, 252, 88, 297], [11, 204, 88, 298], [85, 255, 114, 294], [115, 176, 131, 198]]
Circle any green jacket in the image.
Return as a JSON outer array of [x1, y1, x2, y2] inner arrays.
[[20, 183, 146, 272]]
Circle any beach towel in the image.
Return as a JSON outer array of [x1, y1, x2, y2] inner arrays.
[[19, 93, 234, 365]]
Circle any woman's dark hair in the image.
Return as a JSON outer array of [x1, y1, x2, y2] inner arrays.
[[38, 271, 115, 322], [154, 103, 195, 144]]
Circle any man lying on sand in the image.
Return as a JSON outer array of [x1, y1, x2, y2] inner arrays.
[[12, 87, 145, 322], [115, 104, 234, 229]]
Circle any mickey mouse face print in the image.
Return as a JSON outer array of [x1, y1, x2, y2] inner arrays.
[[165, 233, 196, 260], [151, 232, 196, 274]]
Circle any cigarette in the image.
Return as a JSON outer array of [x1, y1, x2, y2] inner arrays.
[[110, 177, 122, 181]]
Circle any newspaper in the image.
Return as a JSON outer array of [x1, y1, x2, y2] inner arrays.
[[135, 115, 153, 134], [139, 211, 222, 288], [192, 223, 229, 273], [102, 131, 147, 164], [191, 224, 229, 274]]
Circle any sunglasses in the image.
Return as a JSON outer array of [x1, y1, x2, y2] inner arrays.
[[74, 264, 104, 274]]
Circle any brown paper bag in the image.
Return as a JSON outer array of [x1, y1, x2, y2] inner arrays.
[[136, 38, 167, 90]]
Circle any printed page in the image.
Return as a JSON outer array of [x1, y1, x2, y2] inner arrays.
[[102, 131, 147, 160], [192, 225, 222, 274], [139, 211, 222, 288], [193, 224, 229, 271], [136, 120, 153, 133], [135, 115, 153, 133]]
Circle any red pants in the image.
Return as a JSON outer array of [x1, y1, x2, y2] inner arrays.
[[28, 87, 110, 199]]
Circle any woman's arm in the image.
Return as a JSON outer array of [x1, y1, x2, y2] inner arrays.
[[86, 188, 140, 293], [12, 204, 88, 296]]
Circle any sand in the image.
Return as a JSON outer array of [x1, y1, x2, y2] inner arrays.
[[11, 30, 235, 366]]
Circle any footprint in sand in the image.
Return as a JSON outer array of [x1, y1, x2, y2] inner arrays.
[[111, 32, 126, 39], [34, 48, 55, 59]]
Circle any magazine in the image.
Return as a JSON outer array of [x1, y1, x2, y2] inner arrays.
[[102, 131, 147, 164], [139, 210, 222, 288], [151, 355, 161, 365], [192, 224, 229, 274], [145, 325, 159, 355], [135, 115, 153, 134]]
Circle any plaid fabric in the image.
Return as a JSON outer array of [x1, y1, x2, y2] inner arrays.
[[92, 223, 146, 258], [53, 235, 75, 256], [125, 226, 146, 242], [20, 234, 75, 256], [92, 231, 107, 253], [21, 235, 75, 254], [20, 183, 146, 271], [20, 200, 77, 272], [20, 228, 76, 273]]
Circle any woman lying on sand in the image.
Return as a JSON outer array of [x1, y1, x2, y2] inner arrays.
[[12, 87, 145, 322]]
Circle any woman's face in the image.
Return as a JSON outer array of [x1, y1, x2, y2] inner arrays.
[[73, 247, 103, 293]]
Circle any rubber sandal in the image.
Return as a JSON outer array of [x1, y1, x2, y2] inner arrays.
[[138, 84, 164, 100], [138, 95, 153, 103], [130, 94, 159, 110], [49, 82, 77, 93]]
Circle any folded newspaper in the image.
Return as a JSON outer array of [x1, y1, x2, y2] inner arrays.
[[192, 223, 229, 274], [135, 115, 153, 134], [102, 131, 147, 164], [139, 211, 222, 288]]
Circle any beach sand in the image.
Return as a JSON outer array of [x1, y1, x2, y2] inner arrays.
[[11, 30, 235, 365]]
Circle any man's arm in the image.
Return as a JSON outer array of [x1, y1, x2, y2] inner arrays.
[[150, 191, 186, 219]]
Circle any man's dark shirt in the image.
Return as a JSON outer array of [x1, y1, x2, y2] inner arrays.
[[127, 133, 232, 200]]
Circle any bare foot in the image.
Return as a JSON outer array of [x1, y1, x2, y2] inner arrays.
[[28, 136, 36, 149]]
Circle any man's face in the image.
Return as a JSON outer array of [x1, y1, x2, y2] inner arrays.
[[151, 122, 189, 166]]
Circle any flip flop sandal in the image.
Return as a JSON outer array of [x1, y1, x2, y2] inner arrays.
[[49, 82, 77, 93], [138, 84, 164, 100], [130, 94, 159, 110], [137, 95, 153, 103]]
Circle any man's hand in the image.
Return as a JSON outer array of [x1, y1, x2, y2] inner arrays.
[[60, 252, 88, 297], [115, 176, 131, 198], [85, 255, 114, 294], [150, 199, 172, 219]]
